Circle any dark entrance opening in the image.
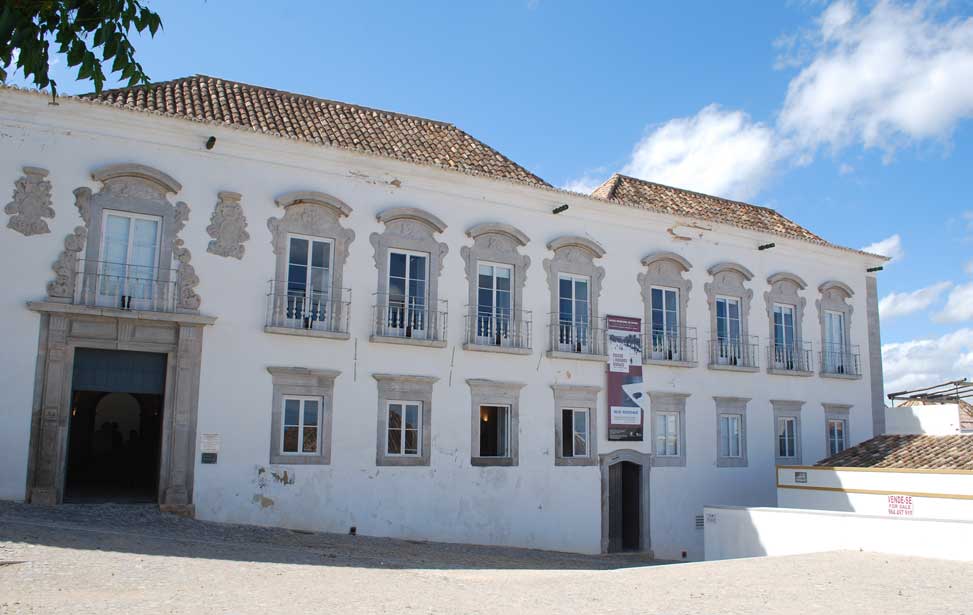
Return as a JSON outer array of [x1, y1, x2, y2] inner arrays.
[[608, 461, 641, 552], [65, 348, 167, 503]]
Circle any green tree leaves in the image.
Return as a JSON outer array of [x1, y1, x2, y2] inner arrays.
[[0, 1, 162, 98]]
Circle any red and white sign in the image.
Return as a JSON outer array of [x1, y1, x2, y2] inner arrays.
[[887, 494, 914, 516]]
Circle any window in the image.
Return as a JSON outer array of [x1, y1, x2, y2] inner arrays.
[[650, 287, 680, 360], [561, 408, 589, 458], [778, 416, 797, 458], [476, 263, 513, 345], [281, 397, 320, 455], [479, 405, 510, 457], [719, 414, 743, 458], [98, 209, 162, 310], [773, 303, 797, 369], [285, 235, 333, 329], [557, 273, 591, 352], [824, 310, 847, 372], [386, 249, 429, 338], [386, 401, 422, 456], [715, 296, 742, 364], [828, 418, 847, 456], [655, 412, 679, 456]]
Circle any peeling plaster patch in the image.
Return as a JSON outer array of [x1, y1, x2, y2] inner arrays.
[[667, 226, 692, 242], [271, 469, 294, 485], [348, 169, 403, 189], [668, 221, 712, 242], [389, 179, 402, 188], [252, 494, 275, 508]]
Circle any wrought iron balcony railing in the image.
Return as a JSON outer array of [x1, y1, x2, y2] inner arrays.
[[549, 315, 607, 356], [265, 282, 351, 335], [372, 293, 448, 342], [643, 327, 698, 364], [75, 260, 178, 313], [768, 341, 813, 373], [820, 343, 861, 376], [709, 335, 760, 369], [465, 308, 532, 351]]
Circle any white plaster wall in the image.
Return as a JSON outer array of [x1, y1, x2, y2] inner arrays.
[[0, 89, 881, 556], [776, 466, 973, 520], [885, 403, 962, 435], [704, 505, 973, 561]]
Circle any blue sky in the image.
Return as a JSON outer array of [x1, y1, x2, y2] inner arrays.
[[6, 0, 973, 393]]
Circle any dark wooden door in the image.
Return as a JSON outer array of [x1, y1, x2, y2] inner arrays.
[[608, 462, 623, 552]]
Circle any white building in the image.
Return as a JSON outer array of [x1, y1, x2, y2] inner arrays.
[[0, 76, 888, 559]]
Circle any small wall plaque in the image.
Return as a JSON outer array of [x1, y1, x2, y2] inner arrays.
[[795, 471, 808, 484]]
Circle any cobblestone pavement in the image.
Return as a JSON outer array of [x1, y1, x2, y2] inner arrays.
[[1, 501, 971, 614]]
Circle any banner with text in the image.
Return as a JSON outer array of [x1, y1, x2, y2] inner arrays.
[[606, 315, 645, 441]]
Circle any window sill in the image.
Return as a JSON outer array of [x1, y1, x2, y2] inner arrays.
[[545, 351, 609, 363], [776, 456, 802, 466], [265, 326, 350, 341], [471, 456, 517, 467], [643, 358, 696, 368], [369, 335, 448, 349], [463, 343, 532, 356], [767, 368, 814, 377], [820, 372, 863, 380], [707, 363, 759, 373], [376, 455, 430, 467], [268, 454, 330, 466], [555, 455, 597, 467], [716, 458, 749, 468], [651, 455, 687, 467]]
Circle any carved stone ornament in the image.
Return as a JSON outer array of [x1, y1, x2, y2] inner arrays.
[[461, 223, 530, 311], [543, 235, 606, 320], [207, 191, 249, 259], [370, 207, 448, 304], [5, 167, 54, 236]]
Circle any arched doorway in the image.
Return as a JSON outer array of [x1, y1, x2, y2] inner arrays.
[[600, 449, 651, 553]]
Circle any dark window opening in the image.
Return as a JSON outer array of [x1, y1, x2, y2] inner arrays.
[[479, 405, 509, 457]]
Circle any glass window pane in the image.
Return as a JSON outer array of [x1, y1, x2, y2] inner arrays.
[[562, 410, 573, 457], [302, 427, 318, 453], [289, 237, 308, 266], [559, 277, 572, 300], [387, 428, 401, 454], [410, 255, 427, 281], [388, 404, 402, 429], [283, 427, 299, 452], [404, 429, 418, 455], [575, 279, 589, 302], [389, 252, 406, 278], [303, 400, 319, 428], [405, 404, 420, 430], [311, 241, 329, 268], [284, 399, 300, 426]]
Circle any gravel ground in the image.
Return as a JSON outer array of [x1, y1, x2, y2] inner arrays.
[[1, 501, 971, 615]]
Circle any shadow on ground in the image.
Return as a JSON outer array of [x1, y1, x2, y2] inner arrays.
[[0, 501, 667, 571]]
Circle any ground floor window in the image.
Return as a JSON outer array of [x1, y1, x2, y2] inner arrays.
[[387, 401, 422, 456], [479, 405, 510, 457], [827, 418, 847, 456], [282, 396, 320, 454], [719, 414, 742, 458], [778, 416, 797, 458], [561, 408, 589, 458], [655, 412, 679, 456]]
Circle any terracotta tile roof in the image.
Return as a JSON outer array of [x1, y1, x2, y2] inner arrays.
[[816, 435, 973, 470], [590, 173, 826, 244], [79, 75, 550, 188]]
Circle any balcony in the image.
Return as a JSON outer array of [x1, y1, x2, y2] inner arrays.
[[371, 293, 448, 348], [264, 283, 351, 340], [820, 343, 862, 379], [73, 260, 178, 313], [767, 341, 813, 376], [642, 327, 698, 367], [708, 336, 760, 372], [463, 309, 532, 355], [547, 316, 607, 361]]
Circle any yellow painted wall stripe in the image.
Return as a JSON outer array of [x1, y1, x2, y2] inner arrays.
[[776, 464, 973, 476], [777, 483, 973, 501]]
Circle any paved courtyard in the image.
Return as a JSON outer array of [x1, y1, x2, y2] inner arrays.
[[1, 502, 971, 614]]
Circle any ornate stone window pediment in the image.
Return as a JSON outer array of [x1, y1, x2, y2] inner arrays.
[[47, 163, 200, 313], [543, 235, 606, 357], [639, 251, 694, 364], [765, 272, 810, 373], [704, 262, 755, 367]]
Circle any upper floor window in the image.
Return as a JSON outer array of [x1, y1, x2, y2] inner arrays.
[[817, 281, 860, 377], [766, 273, 810, 373], [557, 272, 591, 353], [640, 252, 695, 365], [385, 248, 430, 339], [98, 210, 162, 310], [773, 303, 797, 368], [544, 236, 606, 359], [715, 296, 744, 365], [267, 192, 355, 337], [649, 287, 680, 360], [706, 263, 756, 370], [475, 262, 513, 345]]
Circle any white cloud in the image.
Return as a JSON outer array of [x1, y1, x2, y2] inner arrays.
[[879, 281, 952, 319], [561, 174, 605, 195], [779, 0, 973, 157], [838, 162, 855, 175], [936, 282, 973, 323], [965, 260, 973, 275], [883, 328, 973, 394], [619, 105, 779, 200], [861, 233, 904, 262]]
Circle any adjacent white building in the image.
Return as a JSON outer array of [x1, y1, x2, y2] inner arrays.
[[0, 76, 888, 559]]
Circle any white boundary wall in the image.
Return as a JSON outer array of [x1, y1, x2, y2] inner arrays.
[[704, 505, 973, 561]]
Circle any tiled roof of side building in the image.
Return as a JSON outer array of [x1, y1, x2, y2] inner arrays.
[[816, 434, 973, 471], [79, 75, 550, 188], [590, 173, 827, 244]]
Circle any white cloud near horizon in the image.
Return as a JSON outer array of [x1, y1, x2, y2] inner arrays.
[[883, 328, 973, 394], [936, 282, 973, 323], [565, 1, 973, 199], [861, 233, 904, 262], [879, 281, 951, 319]]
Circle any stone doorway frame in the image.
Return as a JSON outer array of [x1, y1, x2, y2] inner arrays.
[[599, 448, 652, 554], [25, 303, 214, 513]]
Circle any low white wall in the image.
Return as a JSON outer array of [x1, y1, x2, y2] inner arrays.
[[704, 505, 973, 561], [885, 404, 961, 435]]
